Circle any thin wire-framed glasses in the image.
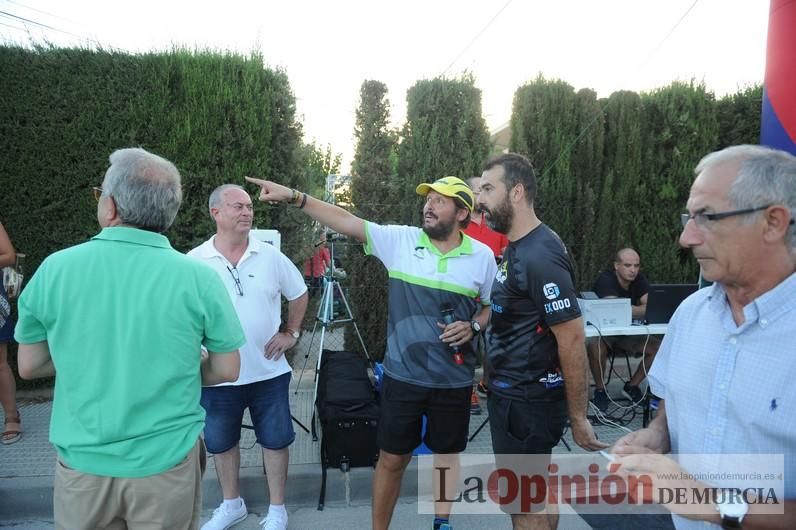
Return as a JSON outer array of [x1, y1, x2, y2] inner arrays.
[[92, 187, 103, 202], [226, 266, 243, 296], [680, 205, 772, 229]]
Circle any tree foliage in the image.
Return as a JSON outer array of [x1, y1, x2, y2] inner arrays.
[[593, 90, 646, 271], [0, 44, 308, 387], [345, 80, 396, 359], [716, 84, 763, 147], [636, 80, 718, 282], [509, 76, 605, 285], [396, 75, 490, 225]]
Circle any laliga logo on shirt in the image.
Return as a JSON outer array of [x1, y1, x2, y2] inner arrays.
[[543, 283, 560, 300], [495, 262, 508, 284]]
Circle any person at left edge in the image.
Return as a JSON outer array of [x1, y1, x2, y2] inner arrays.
[[245, 175, 497, 530], [14, 147, 244, 530], [190, 184, 308, 530]]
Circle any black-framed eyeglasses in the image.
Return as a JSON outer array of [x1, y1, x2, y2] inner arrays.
[[92, 186, 103, 202], [680, 205, 772, 229], [226, 266, 243, 296]]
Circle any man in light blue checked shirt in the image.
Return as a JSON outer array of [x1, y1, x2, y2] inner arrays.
[[612, 145, 796, 530]]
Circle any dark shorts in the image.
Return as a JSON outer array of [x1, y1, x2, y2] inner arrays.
[[487, 395, 568, 455], [201, 372, 295, 454], [488, 396, 568, 514], [377, 375, 472, 455]]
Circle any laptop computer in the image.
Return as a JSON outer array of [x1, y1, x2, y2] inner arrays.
[[645, 284, 698, 324], [578, 297, 632, 328]]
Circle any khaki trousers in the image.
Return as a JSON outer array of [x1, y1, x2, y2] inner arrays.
[[54, 438, 204, 530]]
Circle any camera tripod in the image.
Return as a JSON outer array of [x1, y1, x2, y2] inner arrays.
[[295, 240, 373, 440]]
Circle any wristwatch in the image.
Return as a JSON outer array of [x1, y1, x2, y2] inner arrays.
[[716, 492, 748, 529], [470, 320, 482, 335], [286, 328, 301, 340]]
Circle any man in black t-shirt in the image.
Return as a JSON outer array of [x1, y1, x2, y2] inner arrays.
[[587, 248, 661, 411], [478, 153, 607, 529]]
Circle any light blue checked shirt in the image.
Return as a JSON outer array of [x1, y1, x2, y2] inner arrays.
[[649, 272, 796, 529]]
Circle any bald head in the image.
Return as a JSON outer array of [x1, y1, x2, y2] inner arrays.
[[613, 248, 640, 286], [615, 248, 639, 264]]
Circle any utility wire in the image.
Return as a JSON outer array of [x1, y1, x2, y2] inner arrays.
[[634, 0, 700, 71], [538, 0, 700, 181], [0, 9, 84, 39], [441, 0, 513, 76], [0, 19, 27, 31], [3, 0, 83, 28]]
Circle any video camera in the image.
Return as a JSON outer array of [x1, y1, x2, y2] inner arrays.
[[315, 232, 347, 246]]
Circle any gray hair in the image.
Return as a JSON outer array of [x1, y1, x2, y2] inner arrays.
[[102, 148, 182, 233], [695, 144, 796, 250], [208, 184, 245, 216]]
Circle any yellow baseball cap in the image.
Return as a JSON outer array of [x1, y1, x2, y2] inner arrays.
[[415, 176, 474, 213]]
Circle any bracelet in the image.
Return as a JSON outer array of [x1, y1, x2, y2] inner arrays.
[[289, 189, 299, 205], [298, 192, 308, 209]]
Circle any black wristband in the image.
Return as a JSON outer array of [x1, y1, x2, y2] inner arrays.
[[298, 192, 308, 209]]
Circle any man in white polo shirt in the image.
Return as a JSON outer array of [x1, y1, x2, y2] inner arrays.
[[245, 174, 496, 530], [189, 184, 308, 530]]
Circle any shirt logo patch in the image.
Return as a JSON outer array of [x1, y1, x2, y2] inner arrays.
[[543, 282, 560, 300], [540, 370, 564, 389], [496, 262, 507, 284]]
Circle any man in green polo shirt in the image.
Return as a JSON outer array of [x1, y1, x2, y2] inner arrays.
[[15, 147, 245, 530]]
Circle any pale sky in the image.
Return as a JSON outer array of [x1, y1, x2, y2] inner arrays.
[[1, 0, 770, 172]]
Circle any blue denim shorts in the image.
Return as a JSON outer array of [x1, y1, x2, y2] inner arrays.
[[200, 372, 295, 454]]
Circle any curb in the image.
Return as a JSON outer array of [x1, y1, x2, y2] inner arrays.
[[0, 460, 420, 521]]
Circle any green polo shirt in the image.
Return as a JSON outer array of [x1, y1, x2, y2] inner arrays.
[[15, 227, 245, 477]]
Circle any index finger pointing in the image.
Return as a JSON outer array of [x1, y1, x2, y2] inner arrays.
[[244, 176, 267, 187]]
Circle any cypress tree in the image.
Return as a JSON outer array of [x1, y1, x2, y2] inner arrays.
[[637, 81, 718, 282], [509, 76, 604, 286], [594, 90, 645, 273], [396, 75, 490, 226], [345, 81, 397, 359], [716, 84, 763, 147]]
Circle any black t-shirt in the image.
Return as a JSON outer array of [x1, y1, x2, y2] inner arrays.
[[485, 224, 581, 401], [592, 270, 650, 306]]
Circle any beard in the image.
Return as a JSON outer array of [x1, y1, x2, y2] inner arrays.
[[482, 195, 513, 234], [422, 214, 457, 240]]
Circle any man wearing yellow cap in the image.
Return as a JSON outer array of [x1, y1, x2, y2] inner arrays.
[[245, 175, 497, 530]]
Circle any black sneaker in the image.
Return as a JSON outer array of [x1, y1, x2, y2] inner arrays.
[[622, 383, 643, 404], [591, 389, 609, 412]]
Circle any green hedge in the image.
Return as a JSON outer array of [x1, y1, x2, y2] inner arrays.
[[509, 76, 751, 287], [0, 44, 308, 387], [396, 75, 491, 225]]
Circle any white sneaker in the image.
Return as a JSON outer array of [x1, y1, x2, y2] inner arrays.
[[259, 512, 288, 530], [201, 498, 248, 530]]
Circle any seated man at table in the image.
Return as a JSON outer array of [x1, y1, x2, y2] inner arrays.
[[587, 248, 660, 411]]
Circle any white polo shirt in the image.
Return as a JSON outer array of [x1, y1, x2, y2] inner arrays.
[[189, 235, 307, 386]]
